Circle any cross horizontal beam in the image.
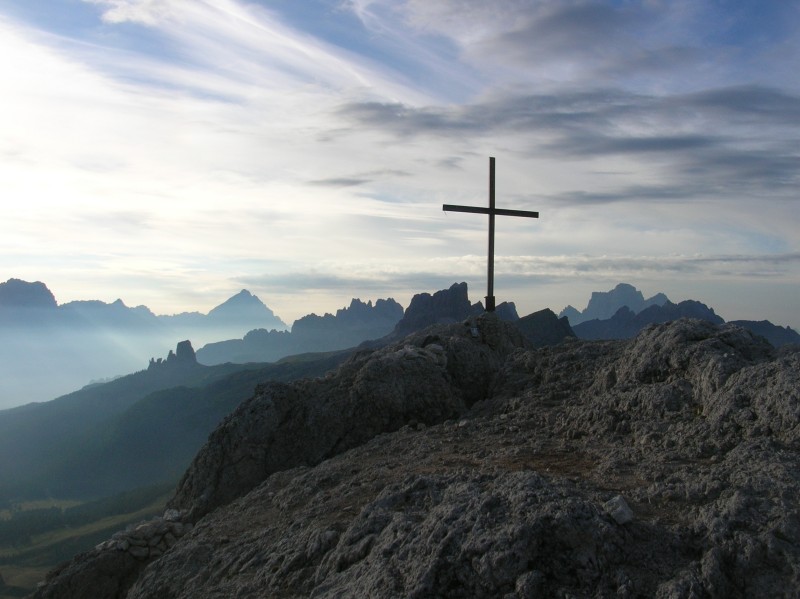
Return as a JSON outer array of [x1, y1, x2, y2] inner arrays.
[[443, 204, 539, 219]]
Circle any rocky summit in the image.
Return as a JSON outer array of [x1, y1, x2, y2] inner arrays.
[[32, 317, 800, 598]]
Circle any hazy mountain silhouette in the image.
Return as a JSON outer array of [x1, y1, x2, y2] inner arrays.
[[161, 290, 286, 333], [197, 297, 404, 365], [515, 308, 576, 347], [0, 282, 575, 506], [559, 282, 669, 325], [0, 278, 57, 309], [573, 300, 724, 339], [0, 279, 288, 408], [0, 341, 349, 502], [565, 284, 799, 347], [727, 319, 800, 348]]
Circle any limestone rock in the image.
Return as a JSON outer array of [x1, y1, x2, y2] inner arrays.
[[603, 495, 634, 525], [392, 282, 479, 337], [31, 318, 800, 599], [174, 340, 196, 364], [168, 313, 528, 520], [514, 308, 576, 347]]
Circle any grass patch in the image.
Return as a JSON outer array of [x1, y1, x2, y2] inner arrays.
[[0, 490, 170, 597], [0, 500, 82, 522]]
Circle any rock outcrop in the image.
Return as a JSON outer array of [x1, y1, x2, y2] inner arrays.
[[30, 318, 800, 598], [514, 307, 576, 347], [148, 341, 200, 371], [392, 282, 479, 337], [170, 314, 529, 520]]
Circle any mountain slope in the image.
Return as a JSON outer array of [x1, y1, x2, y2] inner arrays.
[[32, 318, 800, 598], [728, 319, 800, 347], [0, 343, 248, 500], [0, 344, 350, 502]]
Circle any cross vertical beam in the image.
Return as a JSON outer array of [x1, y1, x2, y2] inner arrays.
[[488, 157, 496, 311], [443, 157, 539, 312]]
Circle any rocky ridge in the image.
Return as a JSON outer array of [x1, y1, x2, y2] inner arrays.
[[572, 300, 724, 340], [31, 317, 800, 598], [196, 297, 405, 365]]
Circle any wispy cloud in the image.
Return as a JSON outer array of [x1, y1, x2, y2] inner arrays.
[[0, 0, 798, 332]]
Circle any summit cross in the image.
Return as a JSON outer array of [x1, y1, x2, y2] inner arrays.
[[443, 157, 539, 312]]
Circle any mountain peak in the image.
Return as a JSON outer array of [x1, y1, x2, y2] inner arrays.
[[560, 283, 670, 325], [207, 290, 287, 329], [393, 282, 477, 337], [0, 278, 58, 309]]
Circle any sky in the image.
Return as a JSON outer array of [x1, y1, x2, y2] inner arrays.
[[1, 0, 798, 330]]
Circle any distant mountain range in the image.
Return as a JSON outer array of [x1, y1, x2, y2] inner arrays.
[[197, 297, 404, 364], [560, 283, 800, 347], [0, 340, 349, 502], [3, 278, 796, 410], [0, 281, 575, 506], [0, 279, 286, 407], [559, 283, 669, 325], [4, 278, 796, 597], [196, 282, 523, 365], [0, 279, 286, 333]]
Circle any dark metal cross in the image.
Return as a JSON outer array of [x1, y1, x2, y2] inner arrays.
[[443, 157, 539, 312]]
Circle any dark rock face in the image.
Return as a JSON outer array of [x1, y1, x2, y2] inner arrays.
[[169, 314, 528, 520], [31, 319, 800, 599], [173, 340, 196, 364], [149, 341, 199, 371], [392, 282, 479, 337], [494, 300, 520, 321], [514, 308, 576, 347]]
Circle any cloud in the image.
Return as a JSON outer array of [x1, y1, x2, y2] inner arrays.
[[1, 0, 799, 336], [83, 0, 179, 25], [308, 168, 410, 188], [683, 85, 800, 122], [332, 81, 800, 210], [309, 177, 371, 188]]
